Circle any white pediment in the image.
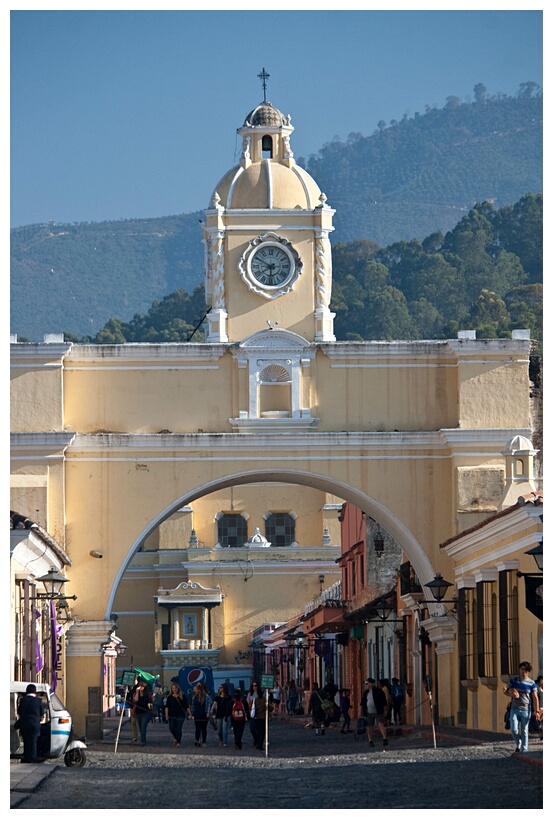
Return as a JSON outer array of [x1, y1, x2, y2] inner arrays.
[[236, 328, 311, 351]]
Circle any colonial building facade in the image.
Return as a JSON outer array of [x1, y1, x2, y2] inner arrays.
[[10, 92, 539, 736]]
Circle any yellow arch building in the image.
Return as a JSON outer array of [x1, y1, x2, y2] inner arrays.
[[10, 96, 538, 736]]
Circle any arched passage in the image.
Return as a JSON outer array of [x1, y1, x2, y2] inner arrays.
[[105, 467, 437, 618]]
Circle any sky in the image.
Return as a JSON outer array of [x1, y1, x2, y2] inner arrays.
[[8, 6, 544, 229]]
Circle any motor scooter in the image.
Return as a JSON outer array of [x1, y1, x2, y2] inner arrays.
[[10, 681, 87, 767]]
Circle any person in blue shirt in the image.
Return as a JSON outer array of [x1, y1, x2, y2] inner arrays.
[[504, 661, 539, 753]]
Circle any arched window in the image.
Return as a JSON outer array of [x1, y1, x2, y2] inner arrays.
[[218, 514, 248, 548], [265, 513, 295, 547], [262, 135, 273, 158]]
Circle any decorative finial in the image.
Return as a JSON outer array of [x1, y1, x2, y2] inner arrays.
[[257, 67, 270, 102]]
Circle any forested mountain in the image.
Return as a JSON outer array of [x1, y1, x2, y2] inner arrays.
[[11, 85, 542, 342], [64, 194, 542, 349], [300, 84, 542, 245]]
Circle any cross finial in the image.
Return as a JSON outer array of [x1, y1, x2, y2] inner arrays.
[[257, 67, 270, 102]]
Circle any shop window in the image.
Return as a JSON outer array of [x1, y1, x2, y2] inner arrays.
[[265, 513, 295, 547], [218, 514, 248, 547]]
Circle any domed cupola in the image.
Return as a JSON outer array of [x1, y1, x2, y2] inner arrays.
[[209, 73, 322, 211], [244, 101, 287, 128]]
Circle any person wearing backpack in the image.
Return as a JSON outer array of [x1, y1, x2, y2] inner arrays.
[[230, 689, 249, 750]]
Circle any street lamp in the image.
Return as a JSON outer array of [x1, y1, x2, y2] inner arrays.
[[33, 568, 78, 613], [424, 573, 458, 604], [36, 567, 71, 599], [524, 541, 543, 572]]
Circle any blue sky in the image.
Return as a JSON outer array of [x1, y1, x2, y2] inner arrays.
[[9, 6, 543, 228]]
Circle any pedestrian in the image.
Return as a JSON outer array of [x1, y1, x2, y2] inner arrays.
[[360, 678, 389, 747], [247, 682, 260, 747], [339, 688, 352, 733], [133, 681, 153, 746], [391, 677, 404, 725], [230, 689, 249, 750], [503, 661, 539, 753], [16, 683, 46, 763], [535, 675, 543, 739], [191, 682, 212, 747], [126, 677, 139, 742], [252, 685, 272, 750], [378, 678, 392, 725], [211, 683, 232, 748], [308, 682, 326, 735], [272, 682, 282, 716], [165, 682, 190, 747], [153, 686, 164, 723], [287, 680, 298, 715]]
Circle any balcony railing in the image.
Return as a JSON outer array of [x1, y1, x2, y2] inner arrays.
[[304, 580, 342, 617]]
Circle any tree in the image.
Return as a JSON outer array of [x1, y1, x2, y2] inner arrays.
[[466, 290, 511, 338], [365, 286, 414, 340], [474, 83, 487, 104]]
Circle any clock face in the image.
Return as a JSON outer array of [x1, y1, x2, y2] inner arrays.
[[249, 243, 294, 288], [238, 232, 302, 299]]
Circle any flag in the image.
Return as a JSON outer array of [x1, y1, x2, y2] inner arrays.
[[133, 667, 159, 685], [35, 609, 44, 673]]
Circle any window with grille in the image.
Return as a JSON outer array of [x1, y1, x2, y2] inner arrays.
[[477, 582, 497, 678], [218, 514, 248, 548], [499, 570, 520, 675], [265, 513, 295, 547], [458, 587, 477, 680]]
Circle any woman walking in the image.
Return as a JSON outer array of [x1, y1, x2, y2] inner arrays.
[[211, 684, 232, 747], [230, 689, 249, 750], [165, 682, 190, 747], [247, 682, 260, 747], [133, 681, 153, 746], [287, 680, 298, 715], [191, 682, 211, 747]]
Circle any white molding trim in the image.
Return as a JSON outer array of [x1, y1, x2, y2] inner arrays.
[[474, 568, 499, 583]]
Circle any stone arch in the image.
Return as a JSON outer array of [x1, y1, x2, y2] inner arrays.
[[105, 467, 437, 618]]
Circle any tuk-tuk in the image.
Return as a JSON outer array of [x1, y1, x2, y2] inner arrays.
[[10, 681, 87, 767]]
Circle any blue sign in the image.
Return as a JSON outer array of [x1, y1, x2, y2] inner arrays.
[[177, 666, 215, 700]]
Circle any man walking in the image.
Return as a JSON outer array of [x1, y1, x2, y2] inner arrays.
[[360, 678, 388, 747], [504, 661, 539, 753], [17, 683, 46, 763]]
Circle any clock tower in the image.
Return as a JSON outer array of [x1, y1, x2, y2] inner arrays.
[[203, 77, 335, 344]]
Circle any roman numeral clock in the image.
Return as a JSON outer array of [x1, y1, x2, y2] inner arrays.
[[239, 233, 302, 297]]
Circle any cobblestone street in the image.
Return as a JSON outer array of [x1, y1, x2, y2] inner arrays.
[[11, 716, 543, 809]]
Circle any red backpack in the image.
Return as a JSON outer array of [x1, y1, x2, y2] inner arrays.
[[232, 699, 245, 720]]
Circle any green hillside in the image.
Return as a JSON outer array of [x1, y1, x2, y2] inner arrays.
[[11, 86, 542, 342]]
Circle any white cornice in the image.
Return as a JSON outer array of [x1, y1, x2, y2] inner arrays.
[[63, 428, 526, 458], [64, 344, 227, 365], [10, 432, 76, 457], [474, 567, 499, 583], [442, 505, 542, 560]]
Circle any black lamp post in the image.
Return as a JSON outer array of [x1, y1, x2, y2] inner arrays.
[[517, 539, 543, 579], [36, 567, 69, 598], [34, 567, 77, 603], [525, 541, 543, 572], [424, 573, 458, 604]]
